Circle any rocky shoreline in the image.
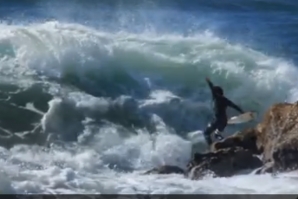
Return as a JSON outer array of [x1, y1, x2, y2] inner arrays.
[[144, 102, 298, 179]]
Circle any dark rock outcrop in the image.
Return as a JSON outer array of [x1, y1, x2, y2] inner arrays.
[[145, 102, 298, 179], [255, 102, 298, 172], [143, 165, 185, 175], [211, 128, 261, 155], [254, 162, 274, 175], [187, 147, 262, 179]]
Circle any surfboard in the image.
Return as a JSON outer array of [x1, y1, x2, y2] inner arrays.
[[227, 111, 257, 124]]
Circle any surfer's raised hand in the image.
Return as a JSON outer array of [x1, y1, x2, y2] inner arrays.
[[205, 77, 214, 87], [205, 77, 214, 91]]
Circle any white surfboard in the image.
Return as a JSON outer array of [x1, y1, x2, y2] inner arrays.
[[228, 111, 257, 124]]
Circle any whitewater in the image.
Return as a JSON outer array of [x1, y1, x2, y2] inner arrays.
[[1, 3, 298, 193]]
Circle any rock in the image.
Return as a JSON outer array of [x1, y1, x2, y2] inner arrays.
[[208, 102, 298, 173], [143, 102, 298, 178], [272, 140, 298, 171], [188, 165, 216, 179], [187, 147, 263, 180], [211, 128, 262, 155], [143, 165, 185, 175], [254, 161, 275, 175], [256, 102, 298, 171]]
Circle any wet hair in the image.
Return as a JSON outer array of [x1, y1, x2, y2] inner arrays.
[[214, 86, 224, 95]]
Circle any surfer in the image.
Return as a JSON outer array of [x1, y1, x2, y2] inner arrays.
[[203, 77, 244, 146]]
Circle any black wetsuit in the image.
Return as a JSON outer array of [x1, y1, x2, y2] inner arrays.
[[203, 80, 244, 146]]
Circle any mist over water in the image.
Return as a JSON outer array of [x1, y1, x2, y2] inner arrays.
[[0, 0, 298, 194]]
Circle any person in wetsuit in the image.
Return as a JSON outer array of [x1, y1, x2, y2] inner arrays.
[[203, 77, 244, 146]]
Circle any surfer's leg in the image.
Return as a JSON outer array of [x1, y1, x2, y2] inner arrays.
[[214, 130, 224, 140], [203, 122, 217, 146], [214, 119, 227, 140]]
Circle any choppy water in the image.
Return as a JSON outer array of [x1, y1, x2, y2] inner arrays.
[[0, 0, 298, 194]]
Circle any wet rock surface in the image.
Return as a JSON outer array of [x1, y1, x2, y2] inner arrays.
[[145, 102, 298, 179]]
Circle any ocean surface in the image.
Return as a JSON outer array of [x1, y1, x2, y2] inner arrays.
[[0, 0, 298, 194]]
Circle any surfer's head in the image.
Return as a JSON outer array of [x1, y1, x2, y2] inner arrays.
[[214, 86, 224, 96]]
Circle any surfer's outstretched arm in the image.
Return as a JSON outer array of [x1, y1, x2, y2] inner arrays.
[[226, 99, 244, 114], [205, 77, 215, 97]]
